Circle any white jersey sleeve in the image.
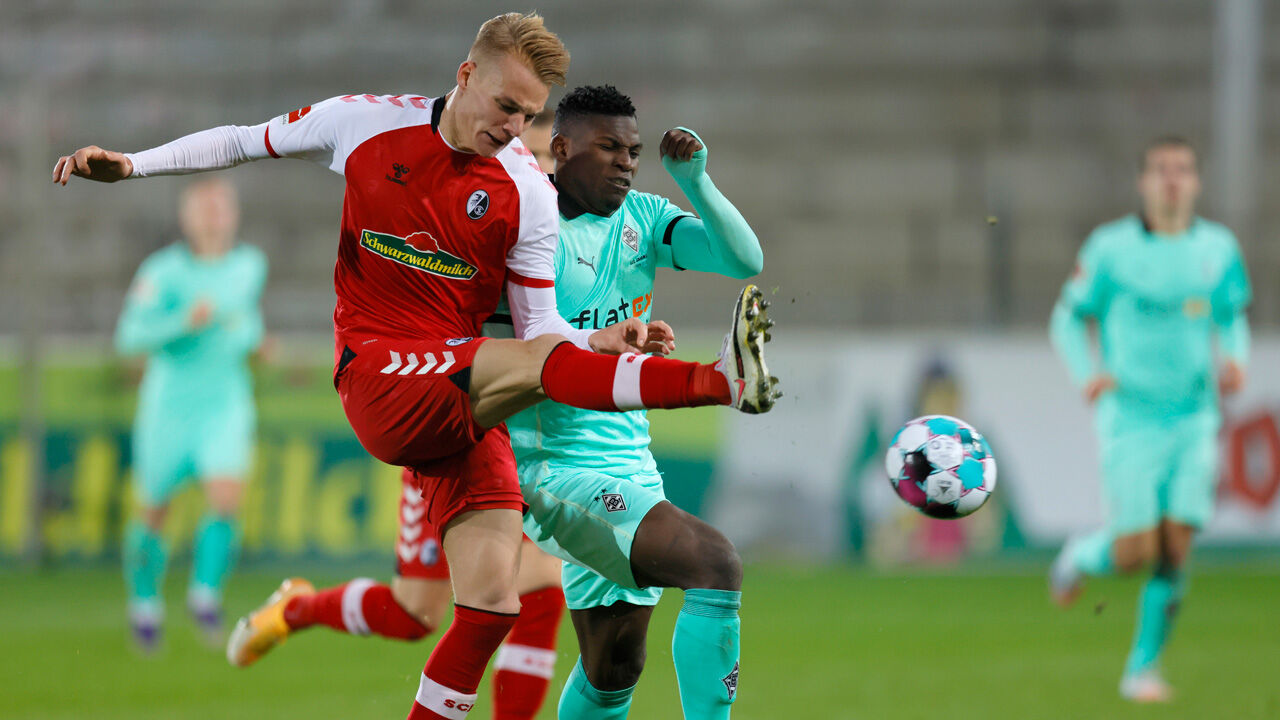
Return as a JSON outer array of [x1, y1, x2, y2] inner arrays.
[[126, 94, 435, 178], [494, 139, 593, 350], [505, 282, 594, 349]]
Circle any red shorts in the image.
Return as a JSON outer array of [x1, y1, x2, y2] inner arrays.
[[336, 334, 523, 527], [396, 467, 535, 580], [396, 471, 450, 580]]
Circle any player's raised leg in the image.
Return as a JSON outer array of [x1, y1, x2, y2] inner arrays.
[[469, 284, 778, 430]]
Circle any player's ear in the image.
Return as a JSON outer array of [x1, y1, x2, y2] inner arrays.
[[551, 133, 570, 164], [456, 60, 476, 91]]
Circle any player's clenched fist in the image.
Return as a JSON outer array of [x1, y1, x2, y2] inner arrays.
[[588, 317, 676, 356], [52, 146, 134, 185], [659, 127, 707, 183]]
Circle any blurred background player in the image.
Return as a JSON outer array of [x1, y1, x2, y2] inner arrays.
[[229, 115, 568, 720], [114, 178, 267, 651], [503, 85, 764, 720], [1048, 136, 1252, 702]]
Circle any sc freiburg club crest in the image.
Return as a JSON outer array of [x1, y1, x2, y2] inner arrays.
[[359, 229, 478, 280], [466, 190, 490, 219]]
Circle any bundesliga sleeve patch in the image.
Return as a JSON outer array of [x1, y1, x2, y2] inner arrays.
[[284, 105, 312, 124]]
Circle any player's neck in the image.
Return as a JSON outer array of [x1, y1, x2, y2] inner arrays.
[[1144, 209, 1192, 236], [437, 90, 475, 154]]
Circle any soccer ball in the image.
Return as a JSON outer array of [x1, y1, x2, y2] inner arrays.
[[884, 414, 996, 519]]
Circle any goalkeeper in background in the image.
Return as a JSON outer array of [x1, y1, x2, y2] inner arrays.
[[1048, 136, 1251, 702], [115, 178, 267, 652]]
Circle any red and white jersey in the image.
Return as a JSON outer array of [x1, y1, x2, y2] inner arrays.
[[247, 93, 557, 341]]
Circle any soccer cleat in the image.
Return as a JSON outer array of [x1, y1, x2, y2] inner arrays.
[[130, 617, 162, 655], [1120, 669, 1173, 703], [1049, 537, 1085, 608], [188, 597, 225, 649], [715, 284, 780, 414], [226, 577, 314, 667]]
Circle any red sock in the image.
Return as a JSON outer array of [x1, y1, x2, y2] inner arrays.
[[283, 578, 431, 640], [408, 604, 518, 719], [541, 343, 730, 411], [492, 586, 565, 720]]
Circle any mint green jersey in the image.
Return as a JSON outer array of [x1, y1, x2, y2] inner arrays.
[[1052, 215, 1251, 413], [507, 191, 691, 473], [116, 242, 268, 415]]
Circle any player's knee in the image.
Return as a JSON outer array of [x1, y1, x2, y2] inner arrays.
[[693, 531, 743, 591], [586, 644, 647, 691], [1113, 540, 1157, 575]]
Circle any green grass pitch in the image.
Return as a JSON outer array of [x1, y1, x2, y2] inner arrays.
[[2, 564, 1277, 719]]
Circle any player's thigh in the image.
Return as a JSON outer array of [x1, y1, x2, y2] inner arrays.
[[1096, 414, 1166, 539], [194, 400, 254, 483], [132, 413, 196, 513], [1165, 412, 1220, 534], [630, 500, 742, 591], [521, 466, 666, 589], [1111, 528, 1160, 573], [390, 576, 453, 627], [515, 540, 563, 594], [469, 335, 567, 428], [441, 507, 524, 613], [569, 602, 656, 691]]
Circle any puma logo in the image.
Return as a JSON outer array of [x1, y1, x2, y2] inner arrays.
[[577, 256, 597, 274]]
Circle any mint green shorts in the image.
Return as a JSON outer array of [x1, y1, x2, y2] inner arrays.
[[1096, 397, 1220, 535], [132, 400, 254, 507], [520, 462, 666, 610]]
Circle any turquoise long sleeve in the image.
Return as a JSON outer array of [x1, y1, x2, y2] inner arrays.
[[1216, 310, 1250, 364], [115, 301, 192, 355], [1050, 300, 1098, 388]]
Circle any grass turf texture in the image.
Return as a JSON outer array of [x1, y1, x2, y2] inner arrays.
[[2, 564, 1276, 719]]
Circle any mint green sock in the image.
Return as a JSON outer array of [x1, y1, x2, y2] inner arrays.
[[557, 657, 635, 720], [1069, 529, 1114, 576], [190, 514, 240, 604], [673, 589, 741, 719], [124, 520, 169, 608], [1125, 569, 1185, 676]]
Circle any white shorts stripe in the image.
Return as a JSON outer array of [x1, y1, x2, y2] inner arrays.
[[341, 578, 375, 636], [494, 643, 557, 679], [415, 674, 478, 719], [611, 353, 648, 410]]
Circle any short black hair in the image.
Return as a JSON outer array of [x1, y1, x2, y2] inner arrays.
[[553, 85, 635, 135], [1139, 135, 1197, 172]]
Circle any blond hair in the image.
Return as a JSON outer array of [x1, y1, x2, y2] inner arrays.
[[470, 12, 569, 86]]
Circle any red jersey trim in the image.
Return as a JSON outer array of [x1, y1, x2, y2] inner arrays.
[[508, 270, 555, 288], [264, 127, 280, 159]]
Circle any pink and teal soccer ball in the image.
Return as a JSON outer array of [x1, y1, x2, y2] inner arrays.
[[884, 415, 996, 519]]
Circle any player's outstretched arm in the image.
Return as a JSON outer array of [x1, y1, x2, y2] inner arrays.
[[52, 146, 134, 185], [659, 127, 763, 279]]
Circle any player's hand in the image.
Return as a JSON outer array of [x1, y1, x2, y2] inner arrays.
[[255, 334, 281, 364], [52, 145, 134, 185], [1083, 374, 1116, 404], [1219, 360, 1246, 396], [588, 318, 676, 356], [188, 299, 214, 329], [660, 127, 707, 184]]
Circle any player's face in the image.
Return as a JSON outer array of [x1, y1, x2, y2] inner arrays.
[[1138, 145, 1200, 219], [553, 115, 641, 216], [521, 123, 554, 173], [180, 181, 239, 256], [454, 52, 548, 157]]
